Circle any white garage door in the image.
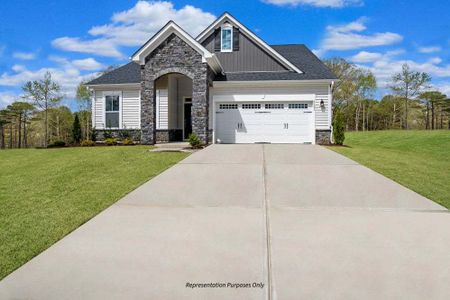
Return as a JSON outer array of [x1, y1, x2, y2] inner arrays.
[[215, 102, 315, 144]]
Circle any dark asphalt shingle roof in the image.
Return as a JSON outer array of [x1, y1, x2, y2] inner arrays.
[[87, 44, 336, 85], [86, 62, 141, 85], [271, 44, 336, 79]]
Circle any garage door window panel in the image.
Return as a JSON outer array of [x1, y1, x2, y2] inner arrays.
[[242, 104, 261, 109], [265, 103, 284, 109], [289, 103, 308, 109]]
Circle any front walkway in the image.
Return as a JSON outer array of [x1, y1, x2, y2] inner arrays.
[[0, 145, 448, 299]]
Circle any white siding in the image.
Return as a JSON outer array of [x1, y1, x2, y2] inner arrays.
[[315, 94, 330, 129], [91, 88, 141, 129], [156, 89, 168, 129], [122, 90, 140, 129], [94, 91, 104, 129]]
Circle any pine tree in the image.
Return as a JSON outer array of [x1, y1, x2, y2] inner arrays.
[[72, 113, 82, 144], [333, 109, 346, 145]]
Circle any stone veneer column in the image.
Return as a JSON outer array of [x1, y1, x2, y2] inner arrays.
[[140, 66, 156, 145], [191, 67, 210, 144]]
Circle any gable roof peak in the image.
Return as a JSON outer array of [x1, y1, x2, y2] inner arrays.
[[196, 12, 303, 74], [130, 20, 223, 74]]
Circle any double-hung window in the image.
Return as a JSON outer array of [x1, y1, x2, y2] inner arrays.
[[105, 94, 120, 128], [221, 25, 233, 52]]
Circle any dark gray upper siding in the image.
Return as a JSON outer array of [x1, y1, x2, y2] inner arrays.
[[87, 44, 336, 85], [87, 62, 141, 85], [215, 45, 336, 81], [202, 30, 288, 72]]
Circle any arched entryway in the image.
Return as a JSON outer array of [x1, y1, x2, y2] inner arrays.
[[154, 73, 193, 142]]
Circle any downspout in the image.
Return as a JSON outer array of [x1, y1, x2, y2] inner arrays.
[[330, 81, 334, 144]]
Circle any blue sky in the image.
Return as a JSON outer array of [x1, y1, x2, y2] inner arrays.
[[1, 0, 449, 108]]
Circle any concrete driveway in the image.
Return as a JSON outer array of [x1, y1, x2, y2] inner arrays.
[[0, 145, 448, 300]]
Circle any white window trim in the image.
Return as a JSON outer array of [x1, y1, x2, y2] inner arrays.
[[103, 91, 122, 129], [221, 24, 233, 53]]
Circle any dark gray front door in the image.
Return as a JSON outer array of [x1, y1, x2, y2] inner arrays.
[[184, 101, 192, 139]]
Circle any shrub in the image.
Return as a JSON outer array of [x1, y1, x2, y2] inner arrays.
[[332, 109, 345, 145], [47, 140, 66, 148], [81, 140, 95, 147], [118, 129, 132, 140], [188, 133, 202, 149], [90, 128, 97, 142], [122, 138, 134, 146], [103, 130, 113, 139], [104, 138, 117, 146]]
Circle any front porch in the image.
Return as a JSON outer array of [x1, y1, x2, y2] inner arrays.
[[154, 73, 193, 143], [139, 31, 216, 145]]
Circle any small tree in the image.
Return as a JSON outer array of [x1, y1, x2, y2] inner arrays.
[[7, 101, 35, 148], [390, 64, 431, 130], [76, 82, 92, 140], [22, 71, 62, 147], [72, 113, 82, 144], [333, 109, 345, 145]]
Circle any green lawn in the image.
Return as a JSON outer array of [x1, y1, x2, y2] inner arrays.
[[328, 130, 450, 209], [0, 146, 188, 279]]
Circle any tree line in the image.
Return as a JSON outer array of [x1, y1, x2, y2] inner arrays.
[[0, 72, 91, 149], [325, 58, 450, 131]]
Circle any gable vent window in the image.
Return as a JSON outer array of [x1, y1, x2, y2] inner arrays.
[[242, 103, 261, 109], [221, 24, 233, 52], [265, 103, 284, 109], [289, 103, 308, 109]]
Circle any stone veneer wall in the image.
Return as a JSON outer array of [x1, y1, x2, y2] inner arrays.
[[155, 129, 183, 143], [141, 33, 212, 145], [316, 129, 332, 145], [95, 129, 141, 141]]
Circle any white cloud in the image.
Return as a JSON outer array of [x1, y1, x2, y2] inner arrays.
[[52, 37, 123, 58], [0, 63, 97, 98], [13, 52, 36, 60], [321, 18, 403, 51], [52, 1, 216, 57], [350, 51, 382, 63], [47, 56, 104, 71], [0, 92, 19, 108], [433, 82, 450, 95], [418, 46, 441, 54], [262, 0, 362, 7], [349, 49, 404, 63], [71, 58, 104, 71], [356, 53, 450, 88]]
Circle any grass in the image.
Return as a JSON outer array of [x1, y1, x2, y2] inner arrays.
[[328, 130, 450, 209], [0, 146, 188, 280]]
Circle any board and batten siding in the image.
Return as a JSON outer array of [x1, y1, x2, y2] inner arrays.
[[202, 29, 287, 73], [91, 89, 141, 129]]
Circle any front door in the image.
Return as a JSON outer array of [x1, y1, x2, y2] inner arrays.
[[184, 99, 192, 139]]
